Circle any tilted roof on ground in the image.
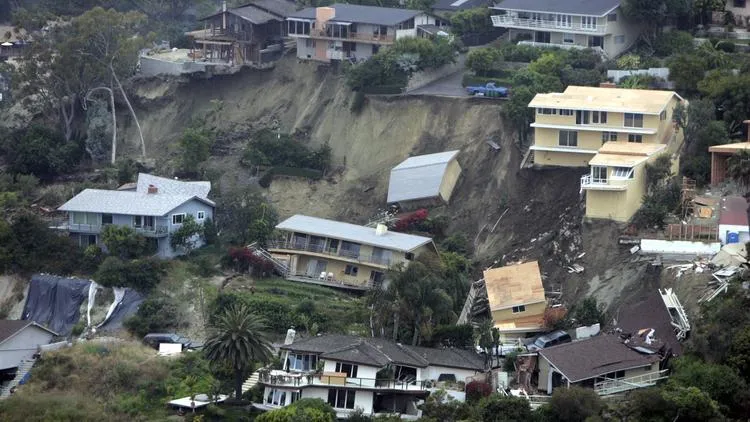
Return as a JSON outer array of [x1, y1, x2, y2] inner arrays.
[[483, 261, 546, 311], [136, 173, 211, 198], [387, 150, 460, 203], [709, 141, 750, 154], [276, 215, 433, 252], [719, 196, 749, 226], [288, 4, 424, 26], [589, 142, 666, 167], [491, 0, 620, 16], [614, 290, 682, 356], [529, 86, 682, 115], [539, 335, 662, 382], [229, 5, 279, 24], [433, 0, 491, 11], [200, 0, 296, 21], [58, 189, 214, 216], [0, 320, 58, 345], [281, 334, 485, 370]]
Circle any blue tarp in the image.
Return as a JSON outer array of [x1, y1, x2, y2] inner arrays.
[[22, 274, 91, 336]]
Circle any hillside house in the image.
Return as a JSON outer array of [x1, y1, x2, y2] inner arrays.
[[0, 321, 56, 372], [257, 334, 485, 418], [55, 173, 214, 258], [709, 141, 750, 185], [722, 1, 750, 26], [582, 142, 673, 222], [528, 86, 683, 168], [717, 196, 750, 244], [267, 215, 438, 290], [483, 261, 547, 342], [286, 4, 448, 62], [387, 150, 462, 209], [431, 0, 492, 17], [0, 25, 29, 59], [189, 0, 296, 66], [489, 0, 642, 57], [537, 334, 667, 396]]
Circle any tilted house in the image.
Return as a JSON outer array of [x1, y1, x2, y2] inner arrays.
[[287, 3, 448, 62], [0, 320, 57, 372], [258, 334, 485, 418], [484, 261, 547, 343], [268, 215, 438, 290], [528, 86, 683, 168], [709, 141, 750, 185], [56, 173, 214, 258], [489, 0, 642, 57], [387, 150, 462, 209]]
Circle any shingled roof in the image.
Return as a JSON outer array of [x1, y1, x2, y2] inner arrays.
[[281, 334, 485, 370], [0, 320, 58, 345]]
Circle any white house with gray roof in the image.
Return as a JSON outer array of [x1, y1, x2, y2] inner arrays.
[[387, 150, 462, 209], [55, 173, 214, 258], [287, 3, 449, 62], [267, 215, 438, 290], [256, 334, 485, 418], [490, 0, 643, 57]]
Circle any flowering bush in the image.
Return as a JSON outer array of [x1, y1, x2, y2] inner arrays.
[[393, 208, 429, 232], [465, 380, 493, 403], [224, 247, 275, 276]]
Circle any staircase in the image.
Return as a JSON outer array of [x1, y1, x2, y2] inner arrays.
[[520, 149, 535, 169], [247, 243, 289, 276], [594, 369, 669, 396], [0, 359, 36, 399], [242, 370, 261, 394]]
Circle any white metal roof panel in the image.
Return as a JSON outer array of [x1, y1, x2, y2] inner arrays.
[[387, 151, 459, 203], [136, 173, 211, 198], [276, 215, 433, 252]]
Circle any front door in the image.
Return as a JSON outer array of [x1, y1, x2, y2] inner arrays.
[[588, 36, 603, 48], [535, 31, 551, 43], [306, 259, 327, 277]]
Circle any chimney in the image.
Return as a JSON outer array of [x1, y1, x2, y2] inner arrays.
[[147, 184, 158, 194], [375, 224, 388, 236]]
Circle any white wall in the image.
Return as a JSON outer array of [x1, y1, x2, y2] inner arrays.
[[640, 239, 721, 255], [301, 387, 375, 414], [322, 360, 378, 387], [719, 224, 750, 244], [421, 366, 479, 384], [0, 326, 54, 370], [296, 38, 316, 59]]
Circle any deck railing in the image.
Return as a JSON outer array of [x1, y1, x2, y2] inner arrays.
[[267, 240, 394, 267], [594, 369, 669, 396], [58, 223, 168, 237], [260, 372, 428, 391], [491, 15, 608, 34]]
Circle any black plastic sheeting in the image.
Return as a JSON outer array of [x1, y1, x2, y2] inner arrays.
[[22, 274, 91, 336], [97, 289, 145, 333]]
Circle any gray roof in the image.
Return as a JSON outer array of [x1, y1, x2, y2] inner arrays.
[[231, 5, 279, 24], [282, 334, 485, 370], [58, 189, 214, 217], [0, 320, 58, 345], [200, 0, 296, 21], [136, 173, 211, 199], [539, 335, 662, 382], [492, 0, 620, 16], [387, 150, 460, 203], [288, 3, 424, 26], [433, 0, 491, 12], [250, 0, 298, 17], [276, 215, 433, 252]]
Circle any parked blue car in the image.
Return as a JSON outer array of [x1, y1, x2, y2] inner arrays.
[[466, 82, 509, 98]]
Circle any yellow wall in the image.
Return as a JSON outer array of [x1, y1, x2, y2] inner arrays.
[[295, 255, 383, 286], [534, 150, 596, 168], [491, 301, 546, 326], [439, 159, 462, 203]]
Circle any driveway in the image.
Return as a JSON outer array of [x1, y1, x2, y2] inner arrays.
[[406, 70, 467, 97]]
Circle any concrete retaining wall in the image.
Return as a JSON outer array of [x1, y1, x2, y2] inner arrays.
[[404, 54, 465, 93], [139, 56, 209, 77], [640, 239, 721, 255]]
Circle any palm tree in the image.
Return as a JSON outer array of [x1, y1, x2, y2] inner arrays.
[[203, 304, 274, 400], [727, 150, 750, 188]]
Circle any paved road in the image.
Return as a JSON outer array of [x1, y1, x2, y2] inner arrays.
[[406, 70, 467, 97]]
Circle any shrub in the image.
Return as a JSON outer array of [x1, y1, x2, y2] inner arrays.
[[101, 225, 152, 259], [427, 324, 474, 348], [2, 125, 84, 180], [477, 394, 534, 422], [222, 247, 275, 276], [202, 217, 218, 245], [498, 44, 542, 62], [632, 179, 681, 229], [169, 214, 204, 253], [95, 256, 167, 292], [544, 387, 605, 422], [256, 398, 335, 422], [241, 129, 331, 172], [450, 8, 492, 36], [124, 295, 180, 338], [465, 380, 493, 403], [466, 47, 501, 77], [653, 30, 695, 57], [645, 154, 673, 191], [393, 208, 429, 232], [572, 297, 606, 327], [179, 127, 213, 172]]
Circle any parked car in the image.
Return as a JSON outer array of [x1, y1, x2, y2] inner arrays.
[[143, 333, 202, 351], [466, 82, 509, 98], [525, 330, 572, 352]]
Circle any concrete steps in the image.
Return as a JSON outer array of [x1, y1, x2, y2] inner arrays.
[[0, 359, 36, 399], [241, 371, 261, 394]]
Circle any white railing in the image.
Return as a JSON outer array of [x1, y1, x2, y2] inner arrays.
[[518, 41, 604, 54], [580, 175, 627, 192], [594, 369, 669, 396], [326, 49, 344, 60], [491, 15, 607, 34]]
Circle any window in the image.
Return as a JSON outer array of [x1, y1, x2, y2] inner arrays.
[[734, 0, 746, 7], [398, 18, 415, 30], [79, 234, 97, 247], [560, 109, 574, 116], [287, 353, 318, 371], [305, 39, 315, 48], [563, 33, 574, 44], [558, 130, 578, 147], [612, 167, 634, 179], [327, 389, 356, 409], [660, 110, 667, 121], [101, 214, 113, 225], [603, 370, 625, 379], [335, 362, 358, 378], [512, 305, 526, 313], [340, 241, 360, 258], [266, 389, 287, 406], [581, 16, 597, 30], [133, 215, 143, 228], [624, 113, 644, 128], [607, 13, 617, 22], [537, 108, 556, 115], [556, 14, 572, 28], [614, 35, 625, 44], [601, 132, 617, 143], [73, 212, 97, 225], [592, 166, 607, 183], [592, 111, 607, 124], [172, 213, 185, 225], [345, 265, 358, 276], [197, 211, 205, 221], [575, 110, 590, 124], [628, 134, 643, 143], [405, 252, 414, 260]]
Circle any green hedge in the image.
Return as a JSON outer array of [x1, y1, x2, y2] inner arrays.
[[462, 73, 513, 87], [361, 84, 405, 95], [259, 166, 323, 188]]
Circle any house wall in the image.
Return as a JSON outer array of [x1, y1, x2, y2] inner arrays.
[[438, 159, 462, 203], [302, 386, 375, 414], [602, 8, 643, 57], [421, 365, 479, 383], [0, 326, 54, 370], [395, 14, 440, 39], [293, 255, 384, 286], [534, 150, 597, 167], [322, 360, 380, 380], [538, 356, 553, 393], [491, 301, 546, 327]]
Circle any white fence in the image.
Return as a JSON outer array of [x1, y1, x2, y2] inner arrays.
[[639, 239, 721, 256], [607, 68, 670, 83]]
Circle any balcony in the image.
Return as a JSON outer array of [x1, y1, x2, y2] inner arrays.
[[259, 371, 429, 391], [580, 175, 628, 192], [267, 240, 396, 267], [58, 223, 169, 237], [491, 15, 608, 34], [518, 41, 604, 55], [290, 29, 395, 44]]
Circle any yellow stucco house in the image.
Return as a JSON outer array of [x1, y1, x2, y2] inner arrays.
[[582, 142, 670, 222], [528, 86, 683, 168], [483, 261, 547, 342], [268, 215, 439, 290]]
